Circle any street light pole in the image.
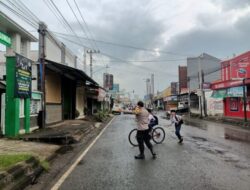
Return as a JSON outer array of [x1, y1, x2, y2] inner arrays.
[[243, 78, 247, 123]]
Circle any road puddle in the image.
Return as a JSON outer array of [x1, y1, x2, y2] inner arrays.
[[190, 135, 250, 170]]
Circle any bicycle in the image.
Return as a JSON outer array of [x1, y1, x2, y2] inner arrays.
[[128, 126, 165, 146]]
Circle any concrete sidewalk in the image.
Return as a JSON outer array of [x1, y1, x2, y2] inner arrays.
[[21, 119, 103, 144], [0, 139, 59, 160], [183, 116, 250, 142]]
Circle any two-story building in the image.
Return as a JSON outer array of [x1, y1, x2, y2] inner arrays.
[[211, 51, 250, 119]]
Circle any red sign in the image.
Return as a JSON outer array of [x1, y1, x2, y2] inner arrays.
[[221, 51, 250, 81]]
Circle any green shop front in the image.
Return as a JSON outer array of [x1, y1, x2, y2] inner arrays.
[[5, 53, 34, 136]]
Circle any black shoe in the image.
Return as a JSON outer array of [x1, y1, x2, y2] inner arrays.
[[152, 153, 157, 159], [134, 154, 145, 159], [179, 138, 183, 143]]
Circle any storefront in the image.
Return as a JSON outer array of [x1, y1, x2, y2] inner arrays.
[[45, 61, 98, 123], [163, 95, 178, 111], [211, 51, 250, 119], [212, 85, 250, 118]]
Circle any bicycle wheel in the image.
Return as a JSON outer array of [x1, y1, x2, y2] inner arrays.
[[128, 129, 138, 146], [152, 127, 165, 144]]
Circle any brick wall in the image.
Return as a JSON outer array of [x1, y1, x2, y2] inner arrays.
[[178, 66, 187, 92]]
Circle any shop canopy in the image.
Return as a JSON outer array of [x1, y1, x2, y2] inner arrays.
[[211, 86, 245, 98], [45, 60, 99, 86]]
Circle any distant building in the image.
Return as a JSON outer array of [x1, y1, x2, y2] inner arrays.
[[187, 53, 221, 91], [178, 66, 187, 93], [112, 83, 119, 92], [146, 78, 151, 96], [171, 82, 178, 95], [187, 53, 221, 114], [103, 73, 113, 90]]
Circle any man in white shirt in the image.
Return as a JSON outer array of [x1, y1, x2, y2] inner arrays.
[[170, 110, 183, 143]]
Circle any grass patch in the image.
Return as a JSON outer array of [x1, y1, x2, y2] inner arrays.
[[0, 154, 32, 171], [40, 160, 50, 171]]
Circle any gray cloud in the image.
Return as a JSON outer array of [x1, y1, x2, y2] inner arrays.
[[8, 0, 250, 98], [213, 0, 250, 10], [164, 12, 250, 59]]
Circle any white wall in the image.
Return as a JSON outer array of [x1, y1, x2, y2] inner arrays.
[[205, 91, 224, 116], [65, 50, 76, 68], [45, 36, 61, 63], [76, 87, 85, 117]]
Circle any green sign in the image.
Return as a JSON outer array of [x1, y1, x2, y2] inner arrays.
[[0, 31, 11, 47], [227, 86, 245, 97], [211, 89, 227, 98], [14, 53, 32, 98]]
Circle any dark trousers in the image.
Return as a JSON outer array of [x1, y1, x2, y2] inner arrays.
[[175, 124, 182, 140], [136, 130, 154, 155]]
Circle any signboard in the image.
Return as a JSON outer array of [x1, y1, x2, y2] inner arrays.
[[211, 89, 227, 98], [163, 96, 177, 102], [0, 31, 11, 47], [227, 86, 245, 97], [230, 97, 239, 111], [14, 54, 32, 98], [230, 56, 250, 79], [203, 82, 211, 89]]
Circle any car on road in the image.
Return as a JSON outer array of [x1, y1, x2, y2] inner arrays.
[[112, 103, 123, 114]]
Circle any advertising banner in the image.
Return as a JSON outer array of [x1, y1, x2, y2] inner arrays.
[[14, 53, 32, 98], [227, 86, 245, 97], [230, 56, 250, 79]]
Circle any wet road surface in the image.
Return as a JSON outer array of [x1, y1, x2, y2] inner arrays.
[[58, 114, 250, 190]]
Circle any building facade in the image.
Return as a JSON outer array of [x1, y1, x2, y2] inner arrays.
[[211, 51, 250, 119], [178, 66, 187, 93], [103, 73, 113, 90]]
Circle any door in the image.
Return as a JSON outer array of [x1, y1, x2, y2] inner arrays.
[[62, 77, 76, 120]]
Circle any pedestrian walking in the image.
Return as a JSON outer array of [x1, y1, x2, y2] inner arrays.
[[134, 101, 156, 159], [169, 110, 183, 143]]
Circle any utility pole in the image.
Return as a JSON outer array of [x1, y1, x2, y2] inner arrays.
[[198, 55, 203, 118], [83, 48, 87, 72], [86, 49, 100, 78], [188, 77, 191, 119], [202, 70, 207, 116], [38, 22, 47, 128], [151, 74, 154, 108]]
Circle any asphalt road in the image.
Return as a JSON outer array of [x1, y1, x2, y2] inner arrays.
[[58, 114, 250, 190]]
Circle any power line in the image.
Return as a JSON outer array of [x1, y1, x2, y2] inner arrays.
[[51, 31, 191, 57], [72, 0, 106, 65], [48, 0, 85, 47], [12, 0, 40, 23], [189, 63, 230, 79], [65, 0, 94, 48], [0, 1, 38, 29], [6, 0, 39, 25], [56, 35, 178, 76], [43, 0, 71, 34]]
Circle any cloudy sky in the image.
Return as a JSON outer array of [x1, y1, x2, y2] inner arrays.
[[1, 0, 250, 98]]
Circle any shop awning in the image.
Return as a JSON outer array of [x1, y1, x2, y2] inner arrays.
[[45, 60, 99, 86]]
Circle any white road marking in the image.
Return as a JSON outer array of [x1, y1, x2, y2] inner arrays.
[[51, 116, 116, 190]]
